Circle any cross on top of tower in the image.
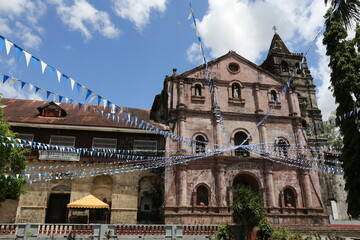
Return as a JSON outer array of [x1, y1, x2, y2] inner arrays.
[[272, 25, 277, 34]]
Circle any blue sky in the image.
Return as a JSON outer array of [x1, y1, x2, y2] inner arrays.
[[0, 0, 336, 120]]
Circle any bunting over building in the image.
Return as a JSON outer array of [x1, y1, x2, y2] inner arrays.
[[0, 33, 345, 226]]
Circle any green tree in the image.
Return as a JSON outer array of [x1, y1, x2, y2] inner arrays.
[[233, 185, 265, 240], [323, 9, 360, 218], [324, 0, 360, 29], [0, 102, 28, 205], [323, 111, 343, 150]]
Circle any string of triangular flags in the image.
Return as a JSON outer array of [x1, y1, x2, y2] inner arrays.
[[245, 144, 342, 165], [188, 2, 229, 142], [0, 134, 231, 171], [28, 147, 227, 183], [243, 145, 343, 174], [0, 72, 225, 148], [251, 106, 359, 149]]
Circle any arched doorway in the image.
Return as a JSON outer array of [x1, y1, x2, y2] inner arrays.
[[90, 175, 113, 224], [233, 173, 260, 194], [137, 176, 163, 223], [45, 185, 71, 223]]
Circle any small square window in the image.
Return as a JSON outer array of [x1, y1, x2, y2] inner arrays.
[[134, 140, 157, 155], [92, 138, 117, 150], [50, 135, 75, 148]]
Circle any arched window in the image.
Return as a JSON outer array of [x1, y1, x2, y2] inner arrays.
[[231, 83, 241, 98], [196, 185, 209, 206], [234, 131, 249, 157], [275, 138, 290, 158], [195, 135, 207, 153], [281, 60, 289, 72], [295, 62, 302, 74], [194, 84, 202, 96], [270, 90, 277, 101], [283, 187, 297, 207]]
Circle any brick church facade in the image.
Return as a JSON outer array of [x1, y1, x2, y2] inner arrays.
[[151, 33, 328, 225]]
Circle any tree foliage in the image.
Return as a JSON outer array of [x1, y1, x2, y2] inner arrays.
[[0, 103, 28, 205], [233, 185, 265, 240], [323, 9, 360, 218], [323, 111, 343, 150], [324, 0, 360, 29]]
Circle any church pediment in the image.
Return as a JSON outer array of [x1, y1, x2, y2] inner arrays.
[[181, 50, 287, 87]]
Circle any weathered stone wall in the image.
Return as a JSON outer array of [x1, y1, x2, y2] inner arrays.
[[0, 200, 18, 223]]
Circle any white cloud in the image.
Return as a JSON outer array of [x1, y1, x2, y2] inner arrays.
[[0, 82, 44, 101], [112, 0, 167, 30], [186, 42, 203, 64], [192, 0, 328, 63], [188, 0, 335, 121], [14, 22, 42, 49], [0, 0, 46, 49], [310, 37, 335, 121], [53, 0, 120, 40]]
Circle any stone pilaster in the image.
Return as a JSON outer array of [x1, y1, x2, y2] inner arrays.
[[300, 169, 313, 208], [258, 123, 268, 154], [177, 164, 188, 208], [265, 168, 275, 208], [254, 83, 263, 114], [215, 163, 227, 208]]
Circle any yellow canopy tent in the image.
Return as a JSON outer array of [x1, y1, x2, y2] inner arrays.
[[67, 195, 109, 223], [67, 194, 109, 209]]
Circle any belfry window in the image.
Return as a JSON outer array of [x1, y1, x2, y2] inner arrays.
[[232, 83, 241, 99], [295, 62, 302, 74], [281, 60, 289, 72]]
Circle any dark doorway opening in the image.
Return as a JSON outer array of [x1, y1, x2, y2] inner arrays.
[[45, 193, 70, 223], [89, 208, 109, 224]]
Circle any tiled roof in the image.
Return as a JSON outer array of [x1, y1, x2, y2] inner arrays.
[[0, 98, 167, 130]]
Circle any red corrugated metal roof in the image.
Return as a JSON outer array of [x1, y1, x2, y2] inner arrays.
[[0, 98, 167, 130]]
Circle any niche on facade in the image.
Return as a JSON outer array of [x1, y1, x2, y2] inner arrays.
[[137, 176, 163, 224], [191, 83, 205, 103], [268, 89, 281, 108], [228, 81, 245, 105], [280, 187, 297, 208], [191, 184, 211, 212]]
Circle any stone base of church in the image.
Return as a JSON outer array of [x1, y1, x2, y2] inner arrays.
[[164, 206, 329, 226]]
